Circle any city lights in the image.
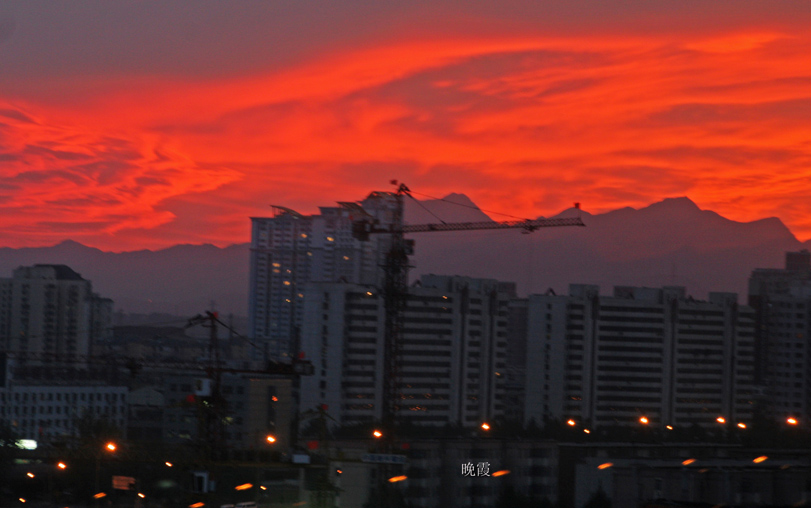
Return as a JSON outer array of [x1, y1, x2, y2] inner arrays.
[[57, 462, 67, 469], [105, 442, 117, 452], [682, 459, 696, 465], [165, 462, 173, 467], [639, 416, 649, 425], [266, 435, 277, 444], [388, 475, 408, 483], [753, 456, 768, 463], [481, 423, 490, 431], [737, 423, 747, 429], [235, 483, 253, 491], [598, 463, 613, 470], [567, 419, 576, 426], [716, 416, 726, 424], [373, 430, 383, 438], [492, 470, 511, 477], [787, 417, 799, 425]]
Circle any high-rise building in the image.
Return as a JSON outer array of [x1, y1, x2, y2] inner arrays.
[[298, 275, 513, 427], [249, 193, 401, 359], [748, 250, 811, 422], [0, 265, 113, 361], [523, 285, 756, 428]]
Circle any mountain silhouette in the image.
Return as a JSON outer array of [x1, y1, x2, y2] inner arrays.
[[0, 196, 803, 317]]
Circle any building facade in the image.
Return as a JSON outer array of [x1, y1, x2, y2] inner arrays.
[[299, 275, 513, 428], [524, 285, 756, 429], [748, 250, 811, 422], [249, 193, 401, 359], [0, 265, 113, 361], [0, 381, 128, 442]]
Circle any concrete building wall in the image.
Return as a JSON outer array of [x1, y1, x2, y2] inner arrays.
[[299, 275, 511, 428], [524, 285, 755, 429]]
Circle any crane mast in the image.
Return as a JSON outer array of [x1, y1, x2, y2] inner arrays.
[[354, 183, 585, 437]]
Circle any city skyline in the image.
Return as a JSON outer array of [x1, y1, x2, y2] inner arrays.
[[1, 1, 811, 251]]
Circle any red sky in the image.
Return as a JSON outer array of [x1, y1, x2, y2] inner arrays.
[[1, 1, 811, 251]]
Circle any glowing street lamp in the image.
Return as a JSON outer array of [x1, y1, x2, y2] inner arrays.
[[480, 423, 491, 431], [737, 423, 747, 429], [373, 430, 383, 439], [57, 462, 67, 470], [753, 455, 768, 463], [716, 416, 726, 424], [566, 419, 576, 427], [639, 416, 649, 425], [787, 417, 799, 426], [105, 442, 117, 452], [388, 475, 407, 483], [266, 435, 277, 444]]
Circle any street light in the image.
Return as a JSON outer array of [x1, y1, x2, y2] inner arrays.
[[57, 462, 67, 470], [105, 442, 117, 452], [566, 419, 576, 427], [716, 416, 726, 424], [373, 430, 383, 438], [639, 416, 649, 425], [266, 435, 277, 444], [480, 423, 490, 431], [737, 423, 747, 429], [787, 417, 799, 426]]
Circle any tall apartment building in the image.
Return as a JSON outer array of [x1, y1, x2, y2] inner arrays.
[[524, 285, 756, 428], [249, 193, 401, 359], [748, 250, 811, 421], [0, 265, 113, 360], [299, 275, 513, 428]]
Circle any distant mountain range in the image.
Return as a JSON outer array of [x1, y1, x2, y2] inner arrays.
[[0, 195, 805, 317]]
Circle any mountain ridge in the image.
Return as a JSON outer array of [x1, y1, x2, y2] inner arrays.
[[0, 195, 804, 316]]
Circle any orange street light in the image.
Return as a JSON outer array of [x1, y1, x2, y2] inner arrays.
[[57, 462, 67, 470], [737, 423, 747, 429], [492, 470, 510, 477], [666, 425, 674, 430], [266, 435, 277, 444], [639, 416, 649, 425], [567, 419, 576, 427], [189, 503, 205, 508], [165, 462, 173, 467], [26, 473, 34, 478], [235, 483, 253, 491], [583, 429, 591, 434], [481, 423, 490, 431], [93, 493, 107, 499], [105, 442, 116, 452], [388, 475, 407, 483], [787, 417, 799, 425], [753, 456, 768, 463], [682, 459, 696, 465], [598, 462, 613, 470], [716, 416, 726, 424], [138, 493, 145, 499], [373, 430, 383, 438]]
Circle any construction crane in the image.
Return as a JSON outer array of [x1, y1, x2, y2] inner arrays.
[[350, 182, 585, 437]]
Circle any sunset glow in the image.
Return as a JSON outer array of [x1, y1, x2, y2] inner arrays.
[[2, 3, 811, 251]]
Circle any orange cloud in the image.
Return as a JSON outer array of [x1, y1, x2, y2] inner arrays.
[[2, 29, 811, 250]]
